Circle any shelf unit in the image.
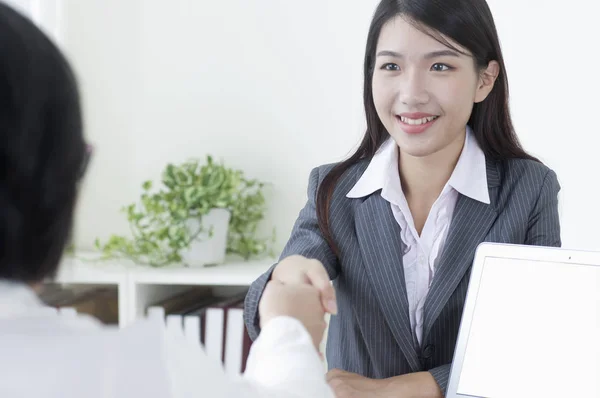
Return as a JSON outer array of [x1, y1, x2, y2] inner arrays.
[[53, 253, 330, 368], [53, 253, 275, 327]]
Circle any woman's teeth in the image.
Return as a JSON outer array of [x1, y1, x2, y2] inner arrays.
[[399, 116, 438, 125]]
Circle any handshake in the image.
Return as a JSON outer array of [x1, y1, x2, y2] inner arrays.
[[259, 255, 337, 350]]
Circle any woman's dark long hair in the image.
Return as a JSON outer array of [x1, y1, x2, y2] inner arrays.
[[317, 0, 537, 256]]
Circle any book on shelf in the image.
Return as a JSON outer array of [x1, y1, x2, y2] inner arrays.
[[38, 284, 119, 324], [225, 300, 252, 374], [147, 289, 252, 376]]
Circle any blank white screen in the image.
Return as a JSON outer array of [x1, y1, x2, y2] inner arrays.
[[457, 257, 600, 398]]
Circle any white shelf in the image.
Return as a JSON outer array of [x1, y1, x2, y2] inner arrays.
[[55, 256, 129, 285], [50, 252, 276, 327], [56, 255, 274, 286], [130, 261, 274, 286]]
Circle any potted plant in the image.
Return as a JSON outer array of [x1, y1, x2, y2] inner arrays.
[[95, 156, 273, 267]]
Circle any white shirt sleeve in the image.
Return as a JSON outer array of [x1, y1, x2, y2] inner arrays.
[[164, 316, 334, 398], [241, 316, 335, 398]]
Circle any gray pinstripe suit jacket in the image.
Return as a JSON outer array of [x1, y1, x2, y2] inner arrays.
[[244, 157, 561, 395]]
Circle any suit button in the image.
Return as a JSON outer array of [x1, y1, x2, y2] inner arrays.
[[423, 344, 435, 359]]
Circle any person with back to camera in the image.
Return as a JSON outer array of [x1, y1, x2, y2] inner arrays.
[[244, 0, 561, 397], [0, 2, 334, 397]]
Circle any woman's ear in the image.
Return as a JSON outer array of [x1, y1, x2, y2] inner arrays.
[[474, 60, 500, 103]]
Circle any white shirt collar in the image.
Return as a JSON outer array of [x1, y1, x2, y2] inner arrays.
[[346, 126, 490, 204]]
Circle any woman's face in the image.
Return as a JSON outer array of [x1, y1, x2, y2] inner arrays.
[[372, 16, 498, 160]]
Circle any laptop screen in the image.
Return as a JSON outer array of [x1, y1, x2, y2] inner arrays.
[[456, 257, 599, 398]]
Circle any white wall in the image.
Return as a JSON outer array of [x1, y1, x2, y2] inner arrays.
[[58, 0, 598, 253], [486, 0, 598, 250], [63, 0, 377, 253]]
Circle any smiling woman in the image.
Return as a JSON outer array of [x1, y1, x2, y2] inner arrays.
[[244, 0, 561, 397], [372, 19, 499, 159]]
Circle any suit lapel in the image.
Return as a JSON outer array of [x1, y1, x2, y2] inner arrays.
[[355, 193, 421, 372], [422, 159, 501, 341]]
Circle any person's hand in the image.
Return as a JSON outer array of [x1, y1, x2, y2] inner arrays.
[[271, 255, 337, 315], [326, 369, 388, 397], [327, 369, 444, 398], [259, 280, 327, 349]]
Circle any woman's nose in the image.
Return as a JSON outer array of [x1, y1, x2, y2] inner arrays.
[[398, 71, 429, 106]]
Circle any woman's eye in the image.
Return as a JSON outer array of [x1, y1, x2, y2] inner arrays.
[[431, 63, 451, 72], [381, 63, 400, 71]]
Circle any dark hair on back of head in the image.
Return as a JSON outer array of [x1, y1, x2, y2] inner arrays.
[[0, 3, 86, 283]]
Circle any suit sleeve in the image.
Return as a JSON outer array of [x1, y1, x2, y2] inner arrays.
[[525, 169, 561, 247], [244, 167, 339, 340], [428, 364, 451, 396]]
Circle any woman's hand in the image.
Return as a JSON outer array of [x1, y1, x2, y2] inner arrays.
[[327, 369, 388, 398], [259, 281, 327, 349], [327, 369, 443, 398], [271, 255, 338, 315]]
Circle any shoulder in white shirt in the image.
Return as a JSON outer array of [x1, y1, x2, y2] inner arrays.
[[0, 280, 334, 398]]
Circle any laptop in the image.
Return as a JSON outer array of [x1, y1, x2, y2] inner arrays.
[[446, 243, 599, 398]]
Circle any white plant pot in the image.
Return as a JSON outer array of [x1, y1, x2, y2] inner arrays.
[[180, 208, 231, 267]]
